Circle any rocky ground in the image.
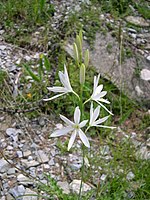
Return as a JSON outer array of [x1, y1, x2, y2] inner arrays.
[[0, 0, 150, 199]]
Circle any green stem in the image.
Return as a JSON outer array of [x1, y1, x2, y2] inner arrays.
[[78, 83, 84, 200], [78, 145, 85, 200]]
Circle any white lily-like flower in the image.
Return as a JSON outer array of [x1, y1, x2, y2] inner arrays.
[[43, 65, 79, 101], [89, 102, 115, 129], [90, 74, 113, 115], [50, 106, 90, 151]]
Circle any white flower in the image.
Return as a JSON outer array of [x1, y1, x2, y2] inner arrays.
[[91, 74, 113, 115], [89, 102, 115, 129], [50, 107, 90, 151], [43, 65, 78, 101]]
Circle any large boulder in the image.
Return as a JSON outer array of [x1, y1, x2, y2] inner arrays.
[[65, 31, 150, 107]]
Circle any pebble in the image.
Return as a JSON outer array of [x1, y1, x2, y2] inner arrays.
[[57, 181, 70, 194], [17, 174, 33, 186], [36, 150, 49, 163], [0, 158, 10, 173], [126, 171, 135, 180], [9, 185, 25, 199], [23, 188, 38, 200], [70, 179, 92, 194]]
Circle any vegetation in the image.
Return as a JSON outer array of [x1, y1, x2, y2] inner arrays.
[[0, 0, 149, 199]]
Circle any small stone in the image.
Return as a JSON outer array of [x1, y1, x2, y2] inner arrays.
[[126, 171, 135, 180], [48, 158, 55, 166], [9, 185, 25, 199], [100, 174, 107, 181], [136, 146, 150, 160], [7, 168, 16, 175], [126, 16, 149, 27], [0, 45, 6, 50], [0, 158, 10, 173], [70, 179, 92, 194], [17, 174, 33, 185], [21, 159, 40, 168], [100, 145, 110, 156], [70, 163, 82, 170], [16, 151, 23, 158], [23, 150, 32, 157], [36, 150, 49, 163], [140, 69, 150, 81], [57, 181, 70, 194], [135, 86, 143, 96]]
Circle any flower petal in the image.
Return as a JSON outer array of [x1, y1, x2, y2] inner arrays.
[[74, 106, 80, 124], [50, 126, 73, 137], [96, 125, 116, 129], [79, 120, 88, 128], [68, 130, 77, 151], [99, 98, 110, 104], [60, 114, 74, 126], [78, 129, 90, 148], [47, 86, 68, 93], [94, 115, 109, 125], [92, 106, 100, 123], [43, 93, 66, 101], [96, 101, 113, 115]]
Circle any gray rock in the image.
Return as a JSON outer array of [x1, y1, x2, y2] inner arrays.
[[0, 158, 10, 173], [0, 45, 6, 51], [100, 174, 107, 181], [22, 188, 38, 200], [9, 185, 25, 200], [70, 163, 82, 170], [125, 16, 149, 27], [65, 32, 150, 106], [140, 69, 150, 81], [100, 145, 110, 156], [48, 158, 55, 166], [70, 179, 92, 194], [17, 174, 34, 185], [7, 167, 16, 175], [126, 171, 135, 180], [36, 150, 49, 163], [136, 146, 150, 160], [57, 181, 70, 194], [21, 159, 40, 168], [17, 151, 23, 158]]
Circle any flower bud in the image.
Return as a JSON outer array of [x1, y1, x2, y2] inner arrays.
[[75, 35, 82, 62], [73, 43, 79, 65], [84, 49, 89, 68], [80, 63, 85, 85]]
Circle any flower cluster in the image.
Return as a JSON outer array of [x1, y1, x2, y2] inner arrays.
[[44, 64, 115, 151]]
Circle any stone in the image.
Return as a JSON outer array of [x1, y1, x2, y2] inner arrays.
[[21, 159, 40, 168], [125, 16, 149, 27], [23, 150, 32, 157], [0, 45, 6, 51], [70, 179, 92, 194], [22, 188, 39, 200], [16, 151, 23, 158], [17, 174, 34, 185], [48, 158, 55, 166], [36, 150, 49, 163], [69, 163, 82, 170], [100, 174, 107, 181], [0, 158, 10, 173], [126, 171, 135, 180], [140, 69, 150, 81], [9, 185, 25, 199], [7, 168, 16, 175], [100, 145, 110, 156], [57, 181, 70, 194], [136, 146, 150, 160], [65, 32, 150, 106]]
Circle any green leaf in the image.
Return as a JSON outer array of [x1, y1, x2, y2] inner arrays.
[[24, 64, 40, 82], [44, 56, 51, 72]]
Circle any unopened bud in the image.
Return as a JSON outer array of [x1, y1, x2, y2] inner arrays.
[[80, 63, 85, 85], [84, 49, 89, 68], [73, 43, 79, 65]]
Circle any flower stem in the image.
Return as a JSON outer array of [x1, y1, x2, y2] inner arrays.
[[78, 83, 84, 200], [78, 145, 85, 200]]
